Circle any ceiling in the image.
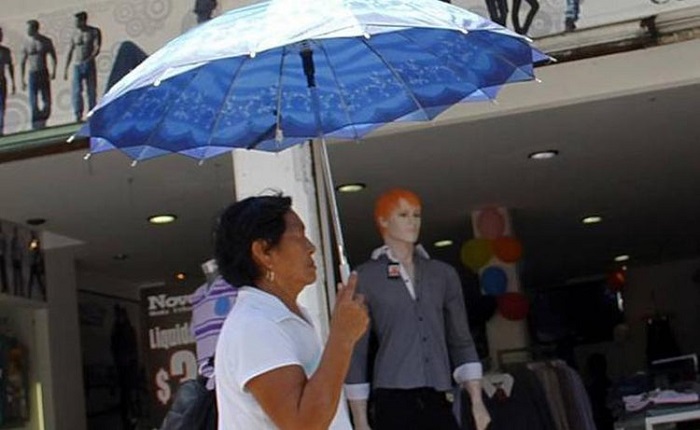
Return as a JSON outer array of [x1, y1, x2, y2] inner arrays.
[[1, 63, 699, 294]]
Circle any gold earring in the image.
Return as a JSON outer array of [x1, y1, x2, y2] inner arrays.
[[266, 269, 275, 283]]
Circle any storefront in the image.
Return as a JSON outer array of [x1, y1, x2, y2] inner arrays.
[[1, 0, 700, 429]]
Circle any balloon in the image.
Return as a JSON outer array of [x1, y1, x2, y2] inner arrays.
[[607, 269, 626, 292], [476, 208, 506, 239], [480, 266, 508, 296], [460, 239, 493, 272], [493, 236, 523, 263], [497, 292, 530, 321]]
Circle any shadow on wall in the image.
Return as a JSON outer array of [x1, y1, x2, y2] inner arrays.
[[106, 41, 148, 92]]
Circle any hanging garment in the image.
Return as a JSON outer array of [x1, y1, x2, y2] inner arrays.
[[190, 276, 238, 388], [462, 368, 557, 430]]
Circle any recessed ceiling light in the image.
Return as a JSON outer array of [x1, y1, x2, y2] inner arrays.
[[528, 150, 559, 160], [582, 216, 603, 224], [614, 254, 630, 262], [148, 214, 177, 225], [113, 254, 129, 261], [175, 272, 187, 281], [26, 218, 47, 226], [336, 183, 366, 193], [433, 239, 454, 248]]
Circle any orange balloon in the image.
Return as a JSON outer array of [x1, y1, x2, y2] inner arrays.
[[493, 236, 523, 263]]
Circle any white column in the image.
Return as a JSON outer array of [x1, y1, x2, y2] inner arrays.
[[232, 143, 333, 338], [44, 245, 88, 430]]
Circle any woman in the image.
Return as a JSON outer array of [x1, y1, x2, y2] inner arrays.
[[214, 195, 369, 430]]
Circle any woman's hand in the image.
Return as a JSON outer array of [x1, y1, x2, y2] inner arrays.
[[330, 272, 369, 346]]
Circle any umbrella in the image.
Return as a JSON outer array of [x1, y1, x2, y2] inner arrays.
[[75, 0, 549, 281]]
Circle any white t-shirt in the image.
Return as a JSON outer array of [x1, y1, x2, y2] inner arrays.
[[215, 286, 352, 430]]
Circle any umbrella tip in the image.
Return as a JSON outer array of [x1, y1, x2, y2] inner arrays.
[[131, 160, 139, 167], [249, 51, 257, 58], [275, 128, 284, 142], [198, 159, 206, 166], [83, 152, 92, 161], [535, 78, 542, 84], [67, 134, 76, 143]]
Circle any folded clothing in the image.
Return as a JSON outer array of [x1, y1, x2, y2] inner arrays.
[[623, 389, 700, 412]]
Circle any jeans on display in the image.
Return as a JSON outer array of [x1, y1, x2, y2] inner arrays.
[[72, 60, 97, 121], [485, 0, 508, 26], [566, 0, 580, 20], [28, 69, 51, 129]]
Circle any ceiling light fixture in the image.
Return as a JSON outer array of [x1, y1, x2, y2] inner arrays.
[[148, 214, 177, 225], [614, 254, 630, 262], [175, 272, 187, 281], [336, 183, 366, 193], [528, 150, 559, 160], [582, 216, 603, 224], [433, 239, 454, 248], [26, 218, 47, 226]]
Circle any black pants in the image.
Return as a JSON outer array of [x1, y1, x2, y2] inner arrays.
[[373, 388, 460, 430]]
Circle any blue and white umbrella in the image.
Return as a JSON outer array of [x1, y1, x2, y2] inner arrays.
[[76, 0, 549, 278]]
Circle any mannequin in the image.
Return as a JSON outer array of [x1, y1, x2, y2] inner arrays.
[[346, 189, 490, 430]]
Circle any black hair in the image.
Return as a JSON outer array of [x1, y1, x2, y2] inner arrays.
[[214, 194, 292, 287]]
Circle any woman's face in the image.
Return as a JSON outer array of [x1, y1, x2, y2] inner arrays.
[[268, 211, 317, 290], [380, 198, 421, 245]]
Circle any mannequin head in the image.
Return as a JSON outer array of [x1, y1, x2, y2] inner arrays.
[[374, 188, 422, 245]]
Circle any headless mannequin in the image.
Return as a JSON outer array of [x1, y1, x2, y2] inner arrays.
[[348, 191, 490, 430]]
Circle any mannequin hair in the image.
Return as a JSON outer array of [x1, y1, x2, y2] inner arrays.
[[373, 188, 421, 235]]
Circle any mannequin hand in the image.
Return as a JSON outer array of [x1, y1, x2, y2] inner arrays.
[[472, 402, 491, 430]]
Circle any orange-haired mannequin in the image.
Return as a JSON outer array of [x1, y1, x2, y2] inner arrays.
[[345, 189, 490, 430]]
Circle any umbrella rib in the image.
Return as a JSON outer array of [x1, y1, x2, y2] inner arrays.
[[204, 56, 250, 155], [273, 45, 288, 146], [316, 41, 361, 141], [359, 37, 431, 122]]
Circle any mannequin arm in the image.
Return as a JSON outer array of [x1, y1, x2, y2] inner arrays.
[[348, 399, 371, 430], [462, 379, 490, 430]]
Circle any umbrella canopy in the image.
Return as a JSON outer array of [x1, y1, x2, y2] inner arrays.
[[79, 0, 548, 161]]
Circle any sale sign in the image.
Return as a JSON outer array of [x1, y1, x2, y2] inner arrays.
[[140, 284, 197, 427]]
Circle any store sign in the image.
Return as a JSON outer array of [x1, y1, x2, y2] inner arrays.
[[0, 0, 698, 139], [140, 284, 197, 427]]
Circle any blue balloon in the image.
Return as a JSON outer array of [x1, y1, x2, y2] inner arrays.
[[481, 266, 508, 296]]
